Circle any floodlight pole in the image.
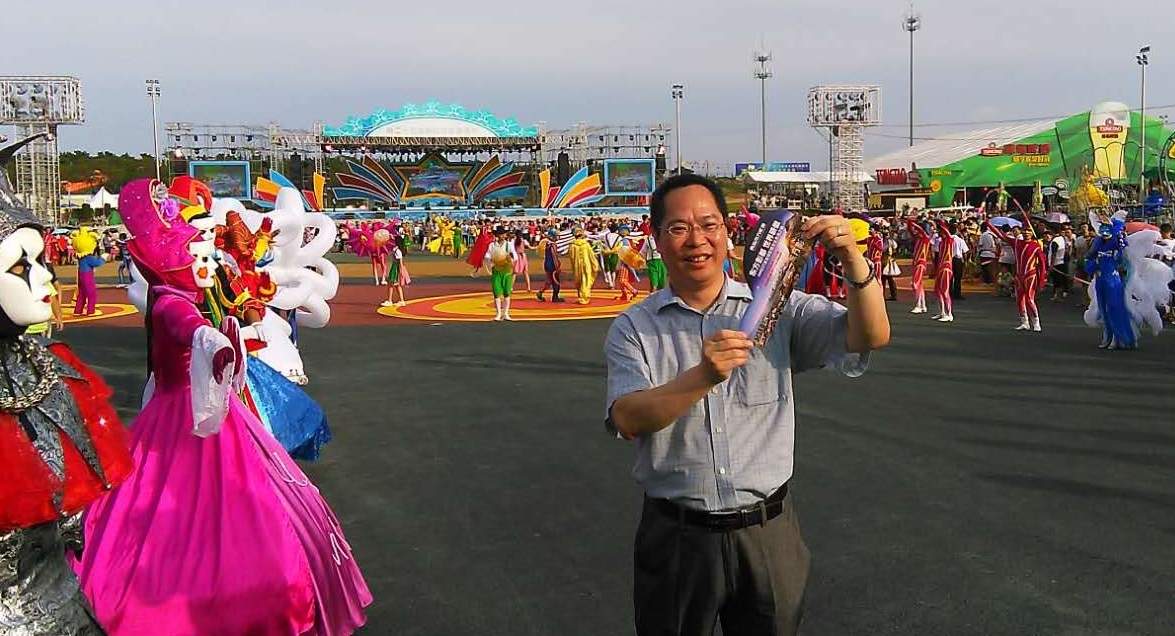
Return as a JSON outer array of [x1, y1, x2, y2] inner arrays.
[[904, 4, 921, 147], [672, 84, 684, 175], [146, 79, 161, 180], [1137, 46, 1150, 203], [754, 51, 773, 166]]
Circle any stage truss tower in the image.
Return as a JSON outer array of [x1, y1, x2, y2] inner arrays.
[[0, 76, 84, 224], [807, 85, 880, 210]]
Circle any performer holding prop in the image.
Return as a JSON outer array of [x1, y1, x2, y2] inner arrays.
[[75, 179, 371, 636], [986, 220, 1047, 331]]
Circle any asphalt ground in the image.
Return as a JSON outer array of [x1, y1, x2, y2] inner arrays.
[[60, 291, 1175, 636]]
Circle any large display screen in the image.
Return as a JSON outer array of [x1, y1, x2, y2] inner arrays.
[[189, 161, 251, 198], [603, 159, 655, 196]]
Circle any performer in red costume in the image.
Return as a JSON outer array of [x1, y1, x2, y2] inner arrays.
[[0, 133, 133, 635], [987, 221, 1048, 331], [864, 228, 884, 281], [466, 223, 493, 276], [804, 242, 828, 296], [906, 218, 932, 313], [931, 219, 955, 322]]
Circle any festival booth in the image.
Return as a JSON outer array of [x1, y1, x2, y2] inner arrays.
[[867, 102, 1175, 214]]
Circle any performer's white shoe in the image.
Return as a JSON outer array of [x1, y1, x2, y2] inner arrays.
[[930, 314, 941, 320], [1015, 316, 1030, 330], [380, 300, 394, 307], [503, 313, 514, 321], [911, 306, 926, 314], [937, 315, 954, 322], [493, 313, 503, 321], [1030, 317, 1041, 332]]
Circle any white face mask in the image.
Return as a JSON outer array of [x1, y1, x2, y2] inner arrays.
[[188, 238, 219, 289], [0, 227, 56, 326]]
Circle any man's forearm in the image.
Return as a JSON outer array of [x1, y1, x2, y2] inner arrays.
[[611, 365, 714, 437], [842, 252, 891, 353]]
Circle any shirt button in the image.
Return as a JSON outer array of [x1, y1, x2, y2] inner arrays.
[[715, 427, 723, 433], [719, 467, 727, 475]]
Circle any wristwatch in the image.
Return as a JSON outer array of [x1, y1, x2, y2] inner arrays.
[[846, 270, 876, 289]]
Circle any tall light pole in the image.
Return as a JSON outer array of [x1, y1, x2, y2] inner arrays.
[[1137, 46, 1150, 202], [753, 50, 773, 166], [672, 83, 684, 175], [145, 79, 161, 180], [903, 3, 921, 147]]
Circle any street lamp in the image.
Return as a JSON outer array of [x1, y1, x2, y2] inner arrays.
[[753, 50, 773, 167], [903, 3, 921, 147], [1137, 45, 1150, 202], [671, 83, 684, 175], [145, 79, 161, 181]]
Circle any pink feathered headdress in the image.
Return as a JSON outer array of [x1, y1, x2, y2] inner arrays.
[[120, 178, 202, 290]]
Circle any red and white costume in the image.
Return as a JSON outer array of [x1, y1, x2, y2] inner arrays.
[[987, 221, 1048, 331], [906, 219, 931, 313], [932, 220, 955, 322]]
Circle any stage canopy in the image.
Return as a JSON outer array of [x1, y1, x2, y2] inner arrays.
[[868, 101, 1175, 207], [322, 101, 540, 152]]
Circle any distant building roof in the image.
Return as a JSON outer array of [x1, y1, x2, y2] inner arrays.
[[742, 170, 872, 184], [865, 119, 1056, 171]]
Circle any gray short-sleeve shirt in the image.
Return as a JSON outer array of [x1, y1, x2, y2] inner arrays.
[[604, 277, 868, 512]]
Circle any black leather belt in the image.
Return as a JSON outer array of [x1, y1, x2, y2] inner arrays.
[[651, 482, 789, 531]]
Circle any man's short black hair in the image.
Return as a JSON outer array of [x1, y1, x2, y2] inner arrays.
[[650, 174, 727, 232]]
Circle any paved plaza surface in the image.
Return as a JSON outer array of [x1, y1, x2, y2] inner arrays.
[[62, 292, 1174, 635]]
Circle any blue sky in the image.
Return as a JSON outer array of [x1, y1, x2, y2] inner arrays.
[[7, 0, 1174, 172]]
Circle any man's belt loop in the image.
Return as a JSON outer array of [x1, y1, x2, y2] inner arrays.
[[759, 501, 767, 528]]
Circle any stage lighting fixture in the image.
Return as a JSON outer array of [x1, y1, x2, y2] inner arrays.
[[246, 135, 253, 142], [211, 136, 217, 142]]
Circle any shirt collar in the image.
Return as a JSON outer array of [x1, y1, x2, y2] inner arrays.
[[655, 277, 752, 314]]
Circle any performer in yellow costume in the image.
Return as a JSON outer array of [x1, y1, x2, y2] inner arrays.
[[435, 217, 455, 255], [568, 228, 599, 305]]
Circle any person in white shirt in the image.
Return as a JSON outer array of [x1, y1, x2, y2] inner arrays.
[[1047, 230, 1069, 300], [950, 221, 969, 300], [977, 227, 998, 284]]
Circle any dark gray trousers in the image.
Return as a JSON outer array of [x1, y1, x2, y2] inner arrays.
[[634, 493, 810, 636]]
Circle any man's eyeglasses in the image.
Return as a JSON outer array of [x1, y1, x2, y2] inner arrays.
[[661, 222, 725, 238]]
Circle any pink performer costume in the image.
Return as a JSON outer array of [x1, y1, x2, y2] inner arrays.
[[74, 180, 371, 636], [348, 221, 395, 284], [932, 220, 954, 321], [987, 221, 1048, 331], [906, 219, 931, 313]]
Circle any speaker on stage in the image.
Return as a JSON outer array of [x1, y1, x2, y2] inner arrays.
[[288, 153, 303, 186], [556, 151, 571, 185]]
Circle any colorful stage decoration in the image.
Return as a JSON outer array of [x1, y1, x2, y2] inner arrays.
[[330, 153, 529, 206], [255, 170, 326, 211], [464, 155, 528, 204], [539, 167, 605, 208], [331, 156, 404, 206], [324, 101, 538, 138], [396, 153, 470, 203]]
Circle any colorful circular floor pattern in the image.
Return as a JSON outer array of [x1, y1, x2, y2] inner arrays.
[[63, 303, 139, 324], [377, 291, 640, 322]]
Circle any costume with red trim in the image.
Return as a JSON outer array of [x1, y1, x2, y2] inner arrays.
[[0, 133, 132, 635], [987, 221, 1048, 331], [906, 219, 931, 313], [932, 220, 955, 322]]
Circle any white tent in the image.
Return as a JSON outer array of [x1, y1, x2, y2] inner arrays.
[[87, 187, 118, 208]]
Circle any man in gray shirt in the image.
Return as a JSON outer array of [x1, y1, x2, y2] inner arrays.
[[605, 174, 890, 635]]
